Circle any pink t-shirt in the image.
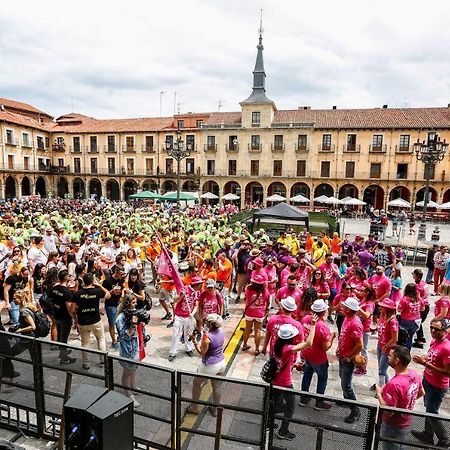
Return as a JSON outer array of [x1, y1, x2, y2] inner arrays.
[[174, 287, 198, 318], [397, 296, 423, 321], [263, 265, 278, 294], [301, 315, 331, 365], [199, 290, 223, 318], [435, 297, 450, 319], [381, 370, 423, 428], [251, 269, 268, 285], [359, 299, 375, 332], [377, 316, 399, 349], [273, 344, 296, 387], [296, 267, 311, 290], [266, 315, 304, 354], [244, 287, 269, 318], [332, 293, 349, 316], [276, 286, 303, 305], [319, 262, 338, 289], [424, 338, 450, 389], [279, 267, 291, 287], [415, 281, 429, 306], [338, 315, 363, 358], [370, 274, 392, 301], [310, 281, 330, 298]]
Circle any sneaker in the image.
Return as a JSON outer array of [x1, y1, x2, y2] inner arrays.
[[353, 368, 367, 376], [166, 321, 174, 328], [327, 316, 335, 324], [223, 313, 231, 320], [168, 354, 176, 362], [412, 342, 424, 349], [162, 313, 172, 320], [277, 429, 296, 440], [314, 401, 333, 411], [370, 384, 376, 391], [129, 394, 140, 408], [60, 357, 76, 365], [83, 363, 91, 371], [344, 410, 361, 424], [298, 397, 311, 407], [411, 430, 434, 445], [235, 297, 240, 304], [186, 350, 194, 357]]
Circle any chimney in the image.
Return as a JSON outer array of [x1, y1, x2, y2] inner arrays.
[[383, 104, 388, 109], [332, 106, 337, 110]]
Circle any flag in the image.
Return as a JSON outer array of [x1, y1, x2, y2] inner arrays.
[[157, 239, 184, 294]]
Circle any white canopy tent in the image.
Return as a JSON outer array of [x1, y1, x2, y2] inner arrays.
[[342, 198, 367, 206], [314, 195, 330, 203], [438, 201, 450, 210], [200, 192, 219, 199], [221, 193, 240, 201], [416, 200, 440, 208], [325, 196, 342, 205], [266, 193, 286, 202], [387, 198, 411, 208], [289, 194, 310, 203]]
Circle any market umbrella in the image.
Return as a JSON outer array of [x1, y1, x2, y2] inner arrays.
[[200, 192, 219, 199], [340, 196, 354, 203], [387, 198, 411, 208], [266, 193, 286, 202], [325, 196, 342, 205], [416, 200, 440, 208], [438, 201, 450, 210], [289, 194, 309, 203], [313, 195, 329, 203], [161, 191, 197, 201], [342, 198, 367, 206], [221, 193, 240, 200], [129, 190, 160, 200]]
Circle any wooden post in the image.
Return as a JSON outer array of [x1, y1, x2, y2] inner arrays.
[[213, 407, 224, 450]]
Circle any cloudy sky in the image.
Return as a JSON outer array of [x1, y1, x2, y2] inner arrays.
[[1, 0, 449, 119]]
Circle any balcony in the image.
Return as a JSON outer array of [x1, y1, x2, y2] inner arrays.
[[21, 140, 32, 148], [295, 143, 309, 152], [248, 143, 262, 152], [369, 144, 387, 153], [318, 144, 335, 152], [343, 144, 361, 153], [225, 143, 239, 152], [142, 145, 155, 153], [36, 143, 47, 151], [52, 143, 66, 152], [87, 146, 98, 153], [271, 143, 285, 152], [70, 146, 82, 153], [395, 145, 412, 154], [104, 145, 117, 153], [204, 144, 217, 153], [122, 145, 136, 153], [50, 165, 70, 173], [5, 138, 18, 147]]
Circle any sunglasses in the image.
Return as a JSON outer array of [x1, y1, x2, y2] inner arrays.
[[430, 326, 443, 332]]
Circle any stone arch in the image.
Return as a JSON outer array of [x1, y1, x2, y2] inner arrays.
[[181, 180, 199, 192], [338, 184, 359, 199], [161, 180, 177, 194], [57, 177, 69, 198], [244, 181, 264, 205], [389, 186, 411, 202], [202, 180, 220, 197], [106, 179, 120, 201], [21, 176, 31, 197], [267, 182, 287, 197], [5, 176, 16, 199], [443, 188, 450, 204], [123, 179, 138, 200], [73, 178, 85, 199], [416, 186, 437, 203], [142, 179, 159, 192], [363, 185, 385, 210], [314, 183, 334, 198], [35, 176, 46, 197], [223, 181, 241, 196], [290, 182, 310, 199], [89, 178, 102, 199]]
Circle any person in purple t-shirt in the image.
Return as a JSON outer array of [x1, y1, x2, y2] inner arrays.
[[358, 248, 374, 271]]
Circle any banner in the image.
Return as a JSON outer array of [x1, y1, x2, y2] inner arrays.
[[157, 240, 184, 294]]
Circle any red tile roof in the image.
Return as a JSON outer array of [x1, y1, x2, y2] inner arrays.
[[204, 112, 242, 126], [0, 98, 52, 117], [0, 110, 49, 131]]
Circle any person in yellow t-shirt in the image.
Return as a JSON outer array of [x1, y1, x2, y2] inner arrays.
[[312, 241, 328, 267]]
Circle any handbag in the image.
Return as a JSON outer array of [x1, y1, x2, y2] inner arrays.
[[260, 355, 289, 384]]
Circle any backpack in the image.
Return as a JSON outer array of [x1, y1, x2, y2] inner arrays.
[[144, 290, 153, 311], [23, 308, 51, 338]]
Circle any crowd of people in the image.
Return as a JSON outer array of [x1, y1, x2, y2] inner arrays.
[[0, 198, 449, 447]]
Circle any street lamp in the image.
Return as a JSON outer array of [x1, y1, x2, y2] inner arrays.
[[413, 132, 448, 239], [166, 128, 191, 205]]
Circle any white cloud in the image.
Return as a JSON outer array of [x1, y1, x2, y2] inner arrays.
[[0, 0, 449, 118]]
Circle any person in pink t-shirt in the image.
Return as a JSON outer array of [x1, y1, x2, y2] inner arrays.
[[369, 266, 392, 326], [412, 318, 450, 447], [375, 345, 424, 449], [300, 299, 335, 411], [295, 255, 314, 291], [398, 283, 424, 350], [412, 268, 430, 349], [356, 285, 376, 376], [276, 276, 303, 309], [272, 320, 317, 440], [434, 283, 450, 320], [263, 257, 278, 308]]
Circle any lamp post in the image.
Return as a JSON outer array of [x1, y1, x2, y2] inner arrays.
[[413, 132, 448, 240], [166, 128, 191, 205]]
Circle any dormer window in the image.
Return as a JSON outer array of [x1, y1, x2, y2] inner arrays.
[[252, 112, 261, 124]]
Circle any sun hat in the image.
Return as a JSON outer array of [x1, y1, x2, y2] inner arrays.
[[178, 261, 190, 271], [250, 248, 261, 257], [277, 323, 299, 340], [206, 279, 216, 288], [280, 296, 297, 312], [253, 257, 264, 267], [191, 276, 203, 285], [311, 299, 328, 313], [250, 273, 265, 284], [378, 299, 396, 310], [206, 313, 223, 328], [342, 297, 360, 312]]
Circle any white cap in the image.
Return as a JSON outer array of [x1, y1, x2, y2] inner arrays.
[[311, 299, 328, 313], [342, 297, 360, 312], [280, 296, 297, 312], [277, 323, 299, 340]]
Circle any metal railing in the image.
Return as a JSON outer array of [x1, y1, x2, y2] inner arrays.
[[1, 332, 450, 450]]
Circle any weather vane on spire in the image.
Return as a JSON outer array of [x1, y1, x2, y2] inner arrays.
[[258, 9, 264, 36]]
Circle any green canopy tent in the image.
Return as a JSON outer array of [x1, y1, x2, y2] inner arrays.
[[129, 190, 160, 200], [161, 191, 197, 202]]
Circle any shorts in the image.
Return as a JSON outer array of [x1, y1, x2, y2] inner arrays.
[[198, 359, 226, 376], [105, 305, 118, 327], [160, 289, 175, 304], [245, 316, 264, 323]]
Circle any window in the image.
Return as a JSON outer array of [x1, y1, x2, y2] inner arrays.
[[36, 136, 45, 150], [372, 135, 383, 151], [107, 135, 116, 152], [397, 164, 408, 179], [322, 134, 332, 151], [252, 112, 261, 124], [90, 158, 98, 174], [186, 158, 195, 174], [186, 135, 195, 151], [273, 160, 282, 176], [6, 129, 14, 145], [166, 158, 174, 174], [297, 134, 307, 150], [165, 135, 173, 149], [7, 155, 14, 169], [346, 134, 357, 151], [73, 137, 81, 152], [370, 163, 381, 178], [251, 135, 260, 150], [274, 135, 283, 151], [24, 157, 29, 171], [74, 158, 81, 173], [145, 136, 154, 152], [196, 120, 203, 128], [126, 159, 134, 175], [425, 164, 435, 180], [251, 160, 259, 176], [321, 161, 330, 177], [90, 136, 97, 152], [207, 160, 215, 175], [22, 132, 30, 147], [228, 160, 237, 176], [145, 159, 153, 175], [126, 136, 134, 152], [58, 158, 64, 166], [345, 161, 355, 178], [177, 120, 184, 129], [297, 160, 306, 177], [54, 136, 65, 151], [45, 137, 49, 149], [108, 158, 116, 174], [207, 136, 216, 151], [228, 136, 238, 151], [398, 135, 410, 152]]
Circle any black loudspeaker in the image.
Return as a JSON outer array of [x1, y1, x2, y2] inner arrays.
[[85, 390, 134, 450], [64, 384, 108, 449]]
